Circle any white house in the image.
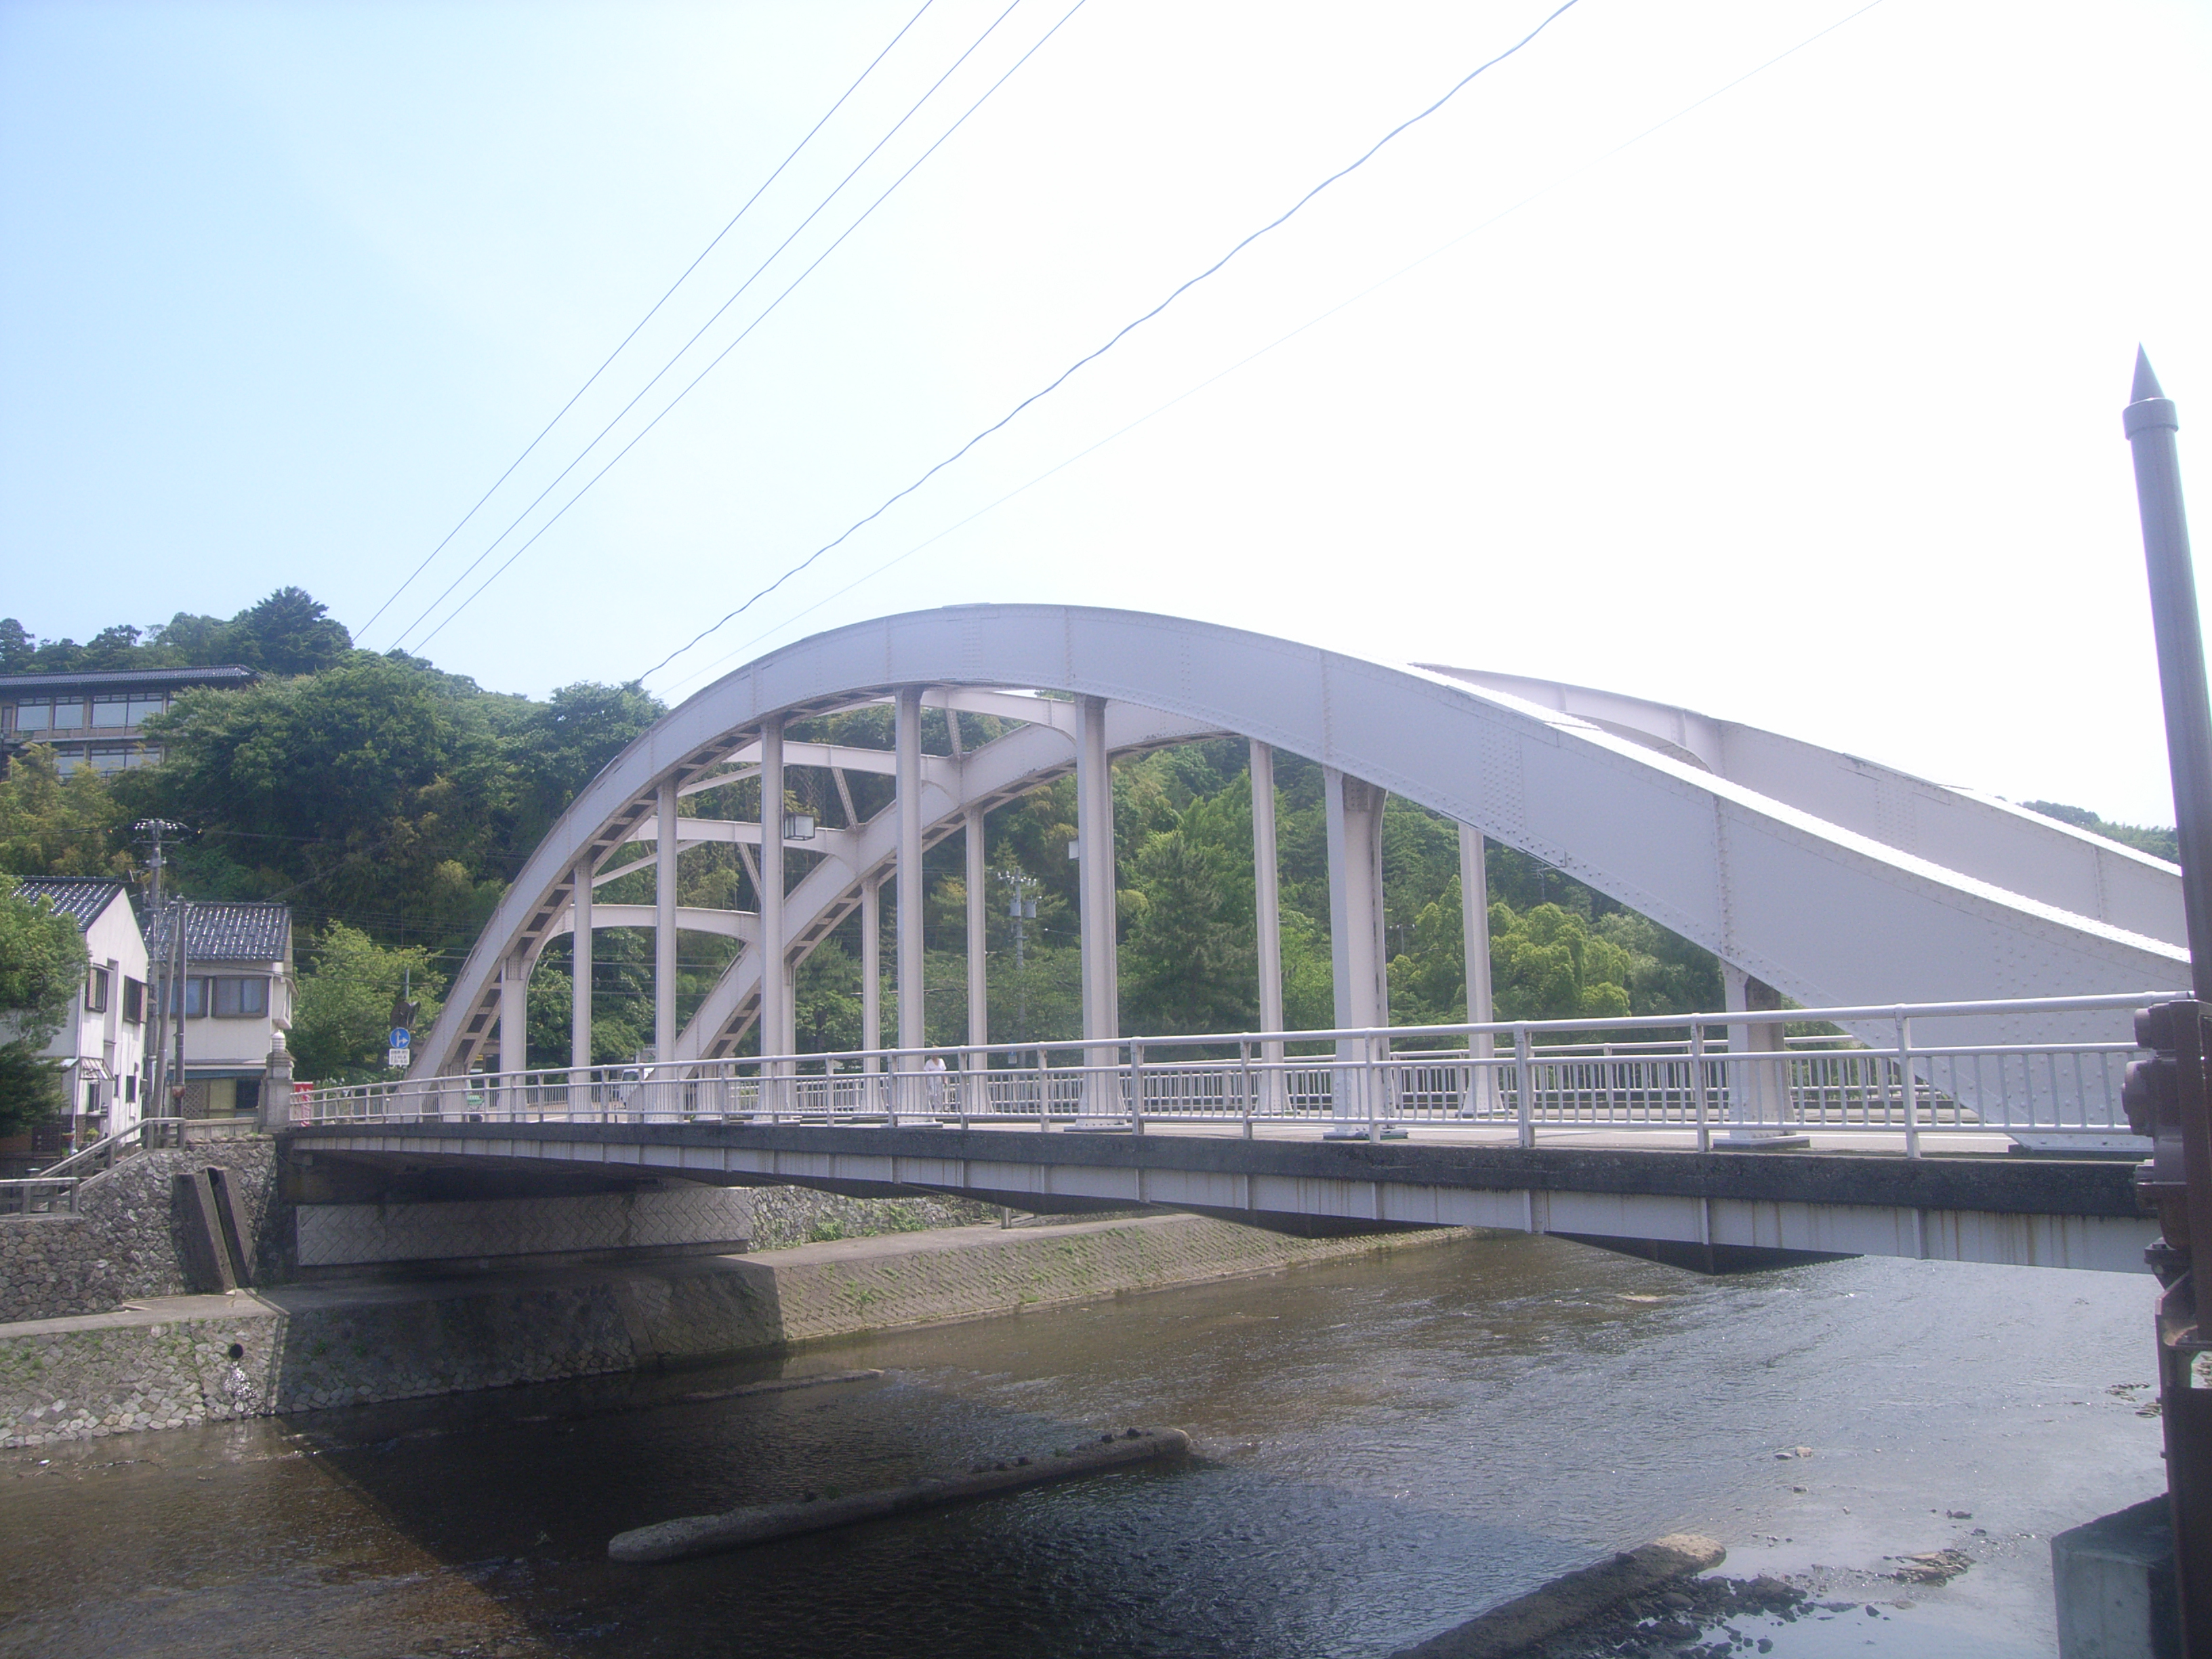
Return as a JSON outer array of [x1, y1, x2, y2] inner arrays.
[[146, 901, 294, 1120], [14, 877, 151, 1141]]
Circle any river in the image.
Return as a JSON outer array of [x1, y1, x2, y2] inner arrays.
[[0, 1231, 2164, 1658]]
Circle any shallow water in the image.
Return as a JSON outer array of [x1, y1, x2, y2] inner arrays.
[[0, 1233, 2164, 1657]]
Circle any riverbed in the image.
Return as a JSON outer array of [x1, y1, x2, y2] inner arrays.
[[0, 1231, 2163, 1658]]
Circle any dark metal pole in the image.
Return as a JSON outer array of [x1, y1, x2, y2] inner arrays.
[[2124, 347, 2212, 1656], [2129, 349, 2212, 997]]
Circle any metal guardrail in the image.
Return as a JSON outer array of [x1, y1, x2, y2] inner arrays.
[[294, 991, 2171, 1156]]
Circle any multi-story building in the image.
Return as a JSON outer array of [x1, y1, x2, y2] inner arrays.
[[11, 877, 150, 1144], [0, 665, 255, 777], [145, 901, 295, 1120]]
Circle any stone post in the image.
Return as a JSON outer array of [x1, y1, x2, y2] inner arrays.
[[259, 1029, 294, 1133]]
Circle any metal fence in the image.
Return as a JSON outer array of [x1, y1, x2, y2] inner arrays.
[[295, 991, 2166, 1156]]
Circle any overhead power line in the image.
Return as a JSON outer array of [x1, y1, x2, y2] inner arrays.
[[634, 0, 1586, 684], [388, 0, 1046, 656], [405, 0, 1089, 655], [654, 0, 1892, 700], [353, 0, 939, 646]]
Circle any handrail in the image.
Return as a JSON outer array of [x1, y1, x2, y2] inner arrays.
[[305, 988, 2175, 1094], [29, 1113, 256, 1183], [291, 988, 2167, 1155], [35, 1122, 150, 1181]]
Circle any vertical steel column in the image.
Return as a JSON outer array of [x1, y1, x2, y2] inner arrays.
[[571, 857, 593, 1078], [1324, 768, 1387, 1132], [1251, 741, 1286, 1108], [966, 803, 988, 1080], [895, 689, 926, 1109], [1458, 823, 1495, 1114], [2125, 349, 2212, 1650], [760, 718, 787, 1102], [1692, 1023, 1710, 1152], [1722, 964, 1750, 1128], [1896, 1014, 1921, 1159], [1076, 696, 1118, 1109], [654, 778, 678, 1069], [1514, 1025, 1534, 1149], [861, 876, 882, 1074], [497, 949, 525, 1116]]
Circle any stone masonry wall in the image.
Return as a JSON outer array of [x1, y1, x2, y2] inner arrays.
[[0, 1139, 287, 1324], [742, 1187, 994, 1250], [0, 1216, 1474, 1447], [1, 1301, 281, 1443]]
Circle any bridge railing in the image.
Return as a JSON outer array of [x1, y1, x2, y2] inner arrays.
[[291, 991, 2169, 1154]]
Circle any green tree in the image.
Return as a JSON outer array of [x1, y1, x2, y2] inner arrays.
[[222, 587, 352, 675], [1388, 875, 1475, 1026], [524, 939, 653, 1069], [123, 651, 514, 947], [499, 680, 663, 851], [1488, 900, 1635, 1023], [1120, 796, 1256, 1036], [0, 745, 131, 878], [794, 937, 864, 1054], [289, 923, 448, 1083], [0, 874, 90, 1131]]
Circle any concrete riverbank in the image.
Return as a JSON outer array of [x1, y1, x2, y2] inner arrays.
[[0, 1212, 1469, 1446]]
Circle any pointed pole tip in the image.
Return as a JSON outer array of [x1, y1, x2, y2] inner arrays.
[[2133, 346, 2165, 404]]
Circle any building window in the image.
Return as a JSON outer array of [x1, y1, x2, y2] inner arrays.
[[13, 700, 49, 731], [49, 699, 85, 731], [127, 693, 167, 724], [91, 694, 131, 729], [211, 977, 268, 1018], [85, 966, 109, 1012], [172, 977, 209, 1019], [125, 1071, 136, 1103], [123, 977, 144, 1023]]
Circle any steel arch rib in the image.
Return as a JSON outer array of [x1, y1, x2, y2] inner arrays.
[[1429, 666, 2184, 947], [414, 605, 2187, 1080]]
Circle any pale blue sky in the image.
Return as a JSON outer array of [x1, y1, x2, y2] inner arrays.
[[4, 0, 2209, 821]]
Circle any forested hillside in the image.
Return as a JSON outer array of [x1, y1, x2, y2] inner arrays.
[[1, 592, 2173, 1082]]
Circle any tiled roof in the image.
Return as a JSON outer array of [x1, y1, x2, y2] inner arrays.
[[0, 665, 257, 695], [147, 901, 291, 963], [9, 877, 127, 929]]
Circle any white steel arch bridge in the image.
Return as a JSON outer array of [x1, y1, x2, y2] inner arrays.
[[289, 605, 2186, 1275], [399, 603, 2181, 1100]]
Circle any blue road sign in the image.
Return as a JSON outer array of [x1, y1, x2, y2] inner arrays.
[[390, 1027, 411, 1048]]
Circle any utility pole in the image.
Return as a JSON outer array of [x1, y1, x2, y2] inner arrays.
[[995, 869, 1040, 1054], [169, 895, 188, 1126], [131, 819, 188, 1135], [2119, 348, 2212, 1652]]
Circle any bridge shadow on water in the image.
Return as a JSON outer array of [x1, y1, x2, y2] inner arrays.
[[284, 1340, 1581, 1658], [264, 1239, 1641, 1659]]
